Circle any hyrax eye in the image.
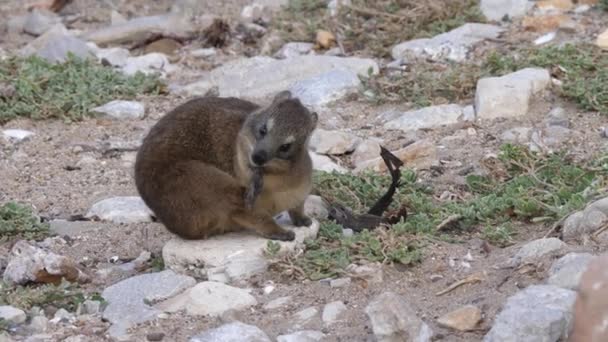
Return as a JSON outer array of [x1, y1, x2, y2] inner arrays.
[[279, 143, 292, 152], [259, 125, 267, 137]]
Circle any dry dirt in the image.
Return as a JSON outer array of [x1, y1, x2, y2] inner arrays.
[[1, 0, 608, 341]]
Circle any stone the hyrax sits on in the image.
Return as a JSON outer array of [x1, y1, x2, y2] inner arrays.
[[134, 91, 317, 241]]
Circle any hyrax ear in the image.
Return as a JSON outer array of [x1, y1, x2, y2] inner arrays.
[[310, 112, 318, 129], [272, 90, 292, 104]]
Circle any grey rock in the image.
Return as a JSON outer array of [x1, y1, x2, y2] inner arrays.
[[204, 55, 378, 101], [304, 195, 329, 220], [483, 285, 576, 342], [92, 100, 145, 120], [548, 253, 595, 290], [121, 53, 176, 76], [347, 263, 383, 284], [162, 220, 319, 282], [241, 3, 271, 23], [3, 240, 88, 285], [392, 23, 504, 62], [23, 9, 60, 36], [500, 127, 532, 144], [76, 300, 102, 315], [7, 15, 27, 34], [110, 10, 128, 25], [545, 107, 569, 128], [328, 0, 352, 16], [329, 277, 351, 288], [191, 48, 217, 58], [264, 296, 292, 310], [562, 197, 608, 240], [512, 238, 566, 265], [322, 301, 347, 325], [85, 196, 154, 224], [277, 330, 325, 342], [49, 220, 102, 236], [102, 270, 196, 338], [95, 251, 152, 283], [21, 24, 93, 63], [480, 0, 533, 21], [2, 129, 34, 142], [155, 281, 257, 316], [309, 129, 361, 155], [51, 308, 74, 323], [383, 104, 465, 132], [292, 307, 319, 329], [475, 68, 551, 120], [275, 42, 314, 59], [175, 80, 215, 97], [28, 316, 48, 333], [365, 292, 433, 342], [342, 228, 354, 237], [83, 14, 194, 45], [309, 152, 348, 173], [351, 139, 382, 168], [190, 322, 271, 342], [0, 306, 26, 324], [289, 69, 362, 108], [540, 126, 571, 148], [94, 47, 130, 67], [463, 105, 476, 122]]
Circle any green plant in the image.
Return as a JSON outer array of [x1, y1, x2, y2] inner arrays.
[[0, 202, 50, 241], [265, 240, 281, 257], [0, 54, 164, 124], [600, 0, 608, 11], [482, 223, 515, 247], [0, 280, 99, 311]]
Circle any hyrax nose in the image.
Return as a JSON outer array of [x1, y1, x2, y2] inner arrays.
[[252, 150, 269, 166]]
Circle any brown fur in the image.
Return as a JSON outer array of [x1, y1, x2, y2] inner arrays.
[[134, 92, 317, 241]]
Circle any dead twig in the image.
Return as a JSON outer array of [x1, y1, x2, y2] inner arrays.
[[436, 272, 485, 296], [436, 215, 462, 231]]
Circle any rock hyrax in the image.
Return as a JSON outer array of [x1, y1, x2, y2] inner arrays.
[[134, 91, 318, 241]]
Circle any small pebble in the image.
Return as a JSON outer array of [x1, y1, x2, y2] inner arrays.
[[147, 332, 165, 341]]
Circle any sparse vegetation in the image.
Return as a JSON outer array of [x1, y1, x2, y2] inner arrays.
[[272, 0, 484, 57], [270, 144, 607, 279], [0, 280, 103, 312], [0, 54, 164, 124], [0, 202, 50, 241], [360, 43, 608, 115]]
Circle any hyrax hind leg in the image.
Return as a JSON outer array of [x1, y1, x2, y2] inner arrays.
[[231, 209, 295, 241], [288, 202, 312, 227]]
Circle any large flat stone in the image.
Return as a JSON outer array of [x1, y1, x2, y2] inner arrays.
[[162, 219, 319, 282]]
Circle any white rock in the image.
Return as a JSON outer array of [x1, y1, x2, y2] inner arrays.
[[23, 9, 61, 36], [545, 107, 569, 128], [29, 316, 48, 333], [475, 68, 551, 120], [102, 270, 196, 338], [329, 277, 351, 288], [289, 69, 362, 109], [511, 238, 566, 265], [203, 55, 378, 101], [365, 292, 433, 342], [156, 281, 257, 316], [309, 129, 361, 155], [176, 80, 215, 97], [310, 152, 348, 173], [191, 48, 217, 58], [480, 0, 533, 21], [275, 42, 314, 59], [121, 53, 176, 76], [241, 4, 270, 23], [383, 104, 464, 132], [463, 105, 476, 121], [392, 23, 504, 62], [162, 220, 319, 282], [292, 307, 319, 328], [351, 139, 382, 167], [85, 196, 154, 224], [92, 100, 145, 120], [83, 14, 194, 45], [190, 322, 271, 342], [534, 31, 556, 45], [263, 296, 292, 310], [110, 10, 128, 25], [548, 253, 595, 290], [322, 301, 347, 325], [21, 24, 93, 63], [563, 197, 608, 240], [2, 129, 34, 142], [277, 330, 325, 342], [95, 47, 130, 67], [0, 306, 27, 324], [304, 195, 329, 220], [483, 285, 576, 342], [500, 127, 532, 144]]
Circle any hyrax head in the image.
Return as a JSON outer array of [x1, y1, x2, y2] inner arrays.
[[244, 91, 318, 169]]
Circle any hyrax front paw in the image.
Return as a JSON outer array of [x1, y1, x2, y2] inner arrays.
[[292, 215, 312, 227], [265, 229, 295, 241]]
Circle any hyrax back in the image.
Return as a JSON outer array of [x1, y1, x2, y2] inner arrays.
[[134, 91, 318, 241]]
